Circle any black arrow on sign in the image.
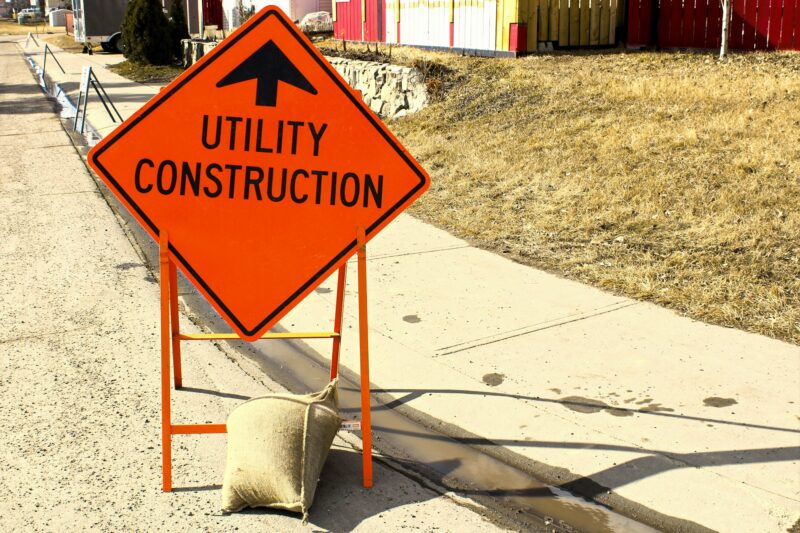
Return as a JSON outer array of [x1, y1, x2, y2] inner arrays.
[[216, 40, 317, 107]]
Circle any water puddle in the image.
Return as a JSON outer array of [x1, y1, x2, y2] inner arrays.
[[561, 396, 634, 417], [703, 397, 737, 408], [482, 372, 505, 386]]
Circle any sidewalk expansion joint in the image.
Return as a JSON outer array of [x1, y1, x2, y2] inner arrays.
[[3, 190, 100, 199], [434, 301, 640, 357], [38, 190, 99, 197], [20, 143, 75, 150], [367, 244, 472, 261]]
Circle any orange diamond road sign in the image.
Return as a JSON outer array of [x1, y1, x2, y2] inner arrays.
[[88, 7, 430, 341]]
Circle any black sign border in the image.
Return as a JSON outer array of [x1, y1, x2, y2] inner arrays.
[[91, 8, 428, 337]]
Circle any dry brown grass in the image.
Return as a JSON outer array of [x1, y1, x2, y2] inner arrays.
[[370, 47, 800, 344], [0, 19, 56, 36], [42, 33, 97, 53], [108, 60, 184, 84]]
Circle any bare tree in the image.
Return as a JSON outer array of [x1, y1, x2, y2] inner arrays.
[[720, 0, 731, 59]]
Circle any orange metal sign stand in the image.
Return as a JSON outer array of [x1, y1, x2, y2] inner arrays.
[[158, 229, 373, 492], [86, 6, 429, 496]]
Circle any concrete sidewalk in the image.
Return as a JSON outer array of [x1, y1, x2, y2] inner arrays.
[[21, 37, 800, 532], [0, 37, 505, 532]]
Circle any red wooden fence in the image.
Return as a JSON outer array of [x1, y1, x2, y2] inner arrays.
[[203, 0, 223, 27], [628, 0, 800, 50], [334, 1, 385, 42]]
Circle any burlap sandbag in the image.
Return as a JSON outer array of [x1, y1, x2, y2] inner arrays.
[[221, 379, 341, 521]]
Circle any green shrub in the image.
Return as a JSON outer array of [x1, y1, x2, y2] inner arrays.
[[121, 0, 172, 65], [168, 0, 190, 60]]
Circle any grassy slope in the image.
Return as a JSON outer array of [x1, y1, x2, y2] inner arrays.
[[380, 47, 799, 345]]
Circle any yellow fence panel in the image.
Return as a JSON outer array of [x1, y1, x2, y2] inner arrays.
[[538, 0, 548, 42], [492, 0, 620, 50], [549, 0, 559, 40], [590, 0, 601, 45], [599, 0, 610, 43], [559, 0, 569, 45], [569, 0, 580, 45]]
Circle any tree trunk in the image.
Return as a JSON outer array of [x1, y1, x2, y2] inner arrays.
[[720, 0, 730, 59]]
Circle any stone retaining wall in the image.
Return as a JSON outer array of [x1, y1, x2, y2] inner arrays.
[[180, 40, 428, 119], [325, 57, 427, 119], [181, 39, 218, 68]]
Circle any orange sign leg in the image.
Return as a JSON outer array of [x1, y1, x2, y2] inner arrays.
[[357, 227, 373, 488], [159, 232, 173, 492], [330, 265, 347, 380], [168, 261, 183, 389]]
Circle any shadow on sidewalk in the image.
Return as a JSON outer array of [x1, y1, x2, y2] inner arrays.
[[0, 99, 52, 114], [369, 423, 800, 496], [363, 387, 800, 434], [0, 82, 44, 95], [343, 387, 799, 500]]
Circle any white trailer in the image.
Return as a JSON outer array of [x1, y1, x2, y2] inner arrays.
[[72, 0, 129, 53]]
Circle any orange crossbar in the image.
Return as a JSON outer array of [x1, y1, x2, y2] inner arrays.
[[172, 424, 227, 434], [179, 332, 339, 341], [159, 230, 373, 492]]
